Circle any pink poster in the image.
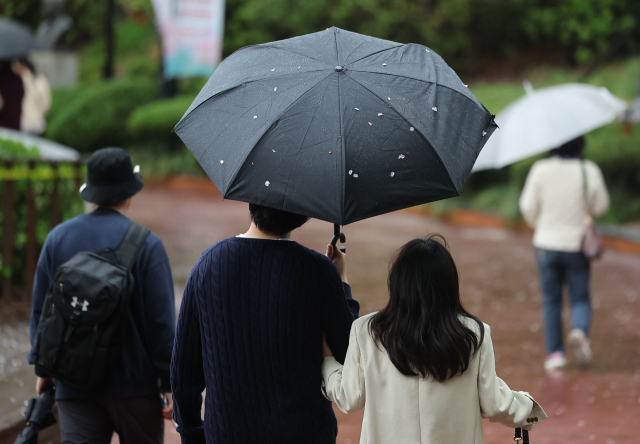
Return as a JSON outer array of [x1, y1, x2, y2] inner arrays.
[[152, 0, 225, 78]]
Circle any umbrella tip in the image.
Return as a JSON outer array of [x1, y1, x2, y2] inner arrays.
[[523, 80, 534, 96]]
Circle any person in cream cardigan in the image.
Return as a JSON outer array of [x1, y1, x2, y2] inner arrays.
[[322, 235, 546, 444], [519, 136, 609, 372]]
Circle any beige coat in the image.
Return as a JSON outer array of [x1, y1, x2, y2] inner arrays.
[[321, 313, 546, 444], [20, 70, 51, 135]]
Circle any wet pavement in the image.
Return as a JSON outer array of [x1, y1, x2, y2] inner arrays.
[[2, 179, 639, 443], [0, 323, 32, 429]]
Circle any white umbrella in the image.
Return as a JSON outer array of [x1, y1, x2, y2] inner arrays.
[[472, 82, 626, 172], [0, 127, 80, 161]]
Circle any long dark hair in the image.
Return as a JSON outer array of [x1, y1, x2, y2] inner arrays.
[[369, 234, 484, 382]]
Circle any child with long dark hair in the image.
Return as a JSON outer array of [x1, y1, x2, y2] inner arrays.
[[321, 234, 546, 444]]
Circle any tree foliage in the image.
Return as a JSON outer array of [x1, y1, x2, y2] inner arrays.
[[222, 0, 640, 70], [524, 0, 640, 64], [1, 0, 637, 70], [45, 77, 158, 151]]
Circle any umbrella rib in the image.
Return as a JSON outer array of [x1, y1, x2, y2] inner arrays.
[[338, 75, 346, 224], [176, 68, 331, 125], [346, 68, 485, 111], [260, 44, 335, 67], [342, 41, 365, 63], [334, 28, 346, 221], [344, 73, 460, 194], [189, 73, 330, 167], [333, 27, 340, 65], [342, 45, 403, 67]]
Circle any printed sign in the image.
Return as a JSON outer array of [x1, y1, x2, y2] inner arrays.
[[152, 0, 225, 78]]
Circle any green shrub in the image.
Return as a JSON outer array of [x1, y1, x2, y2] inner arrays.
[[49, 86, 87, 125], [0, 140, 84, 297], [125, 57, 160, 79], [586, 125, 640, 194], [472, 183, 522, 221], [46, 77, 158, 151], [178, 78, 209, 95], [0, 138, 40, 159], [127, 95, 195, 140]]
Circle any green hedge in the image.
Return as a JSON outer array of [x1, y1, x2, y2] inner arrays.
[[46, 77, 158, 152], [126, 95, 195, 140]]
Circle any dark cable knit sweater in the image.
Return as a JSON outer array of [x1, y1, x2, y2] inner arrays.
[[171, 237, 359, 444]]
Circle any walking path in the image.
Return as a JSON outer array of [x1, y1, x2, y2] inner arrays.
[[132, 180, 639, 444], [2, 180, 638, 443]]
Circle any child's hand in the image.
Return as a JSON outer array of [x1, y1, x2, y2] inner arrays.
[[322, 334, 333, 358]]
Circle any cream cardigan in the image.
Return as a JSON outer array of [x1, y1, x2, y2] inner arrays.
[[321, 313, 546, 444], [519, 157, 609, 252]]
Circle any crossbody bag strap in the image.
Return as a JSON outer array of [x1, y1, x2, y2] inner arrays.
[[114, 222, 151, 271], [513, 428, 530, 444], [581, 160, 591, 218]]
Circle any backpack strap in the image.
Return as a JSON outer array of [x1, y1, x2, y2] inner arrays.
[[114, 222, 151, 271]]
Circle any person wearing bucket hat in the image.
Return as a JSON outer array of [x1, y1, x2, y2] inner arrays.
[[80, 147, 144, 205], [28, 147, 176, 444]]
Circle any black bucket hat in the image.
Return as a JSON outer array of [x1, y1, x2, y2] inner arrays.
[[80, 148, 144, 205]]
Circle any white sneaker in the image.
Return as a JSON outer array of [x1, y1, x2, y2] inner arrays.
[[544, 351, 567, 371], [568, 329, 592, 367]]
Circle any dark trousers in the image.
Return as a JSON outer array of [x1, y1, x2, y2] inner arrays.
[[57, 394, 164, 444], [535, 248, 591, 354]]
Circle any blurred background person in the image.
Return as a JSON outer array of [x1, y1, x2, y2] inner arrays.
[[13, 58, 51, 135], [519, 136, 609, 372], [0, 60, 24, 130]]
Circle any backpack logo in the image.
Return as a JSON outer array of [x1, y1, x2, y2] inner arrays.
[[71, 297, 90, 312]]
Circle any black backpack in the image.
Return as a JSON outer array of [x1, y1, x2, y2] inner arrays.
[[32, 222, 150, 390]]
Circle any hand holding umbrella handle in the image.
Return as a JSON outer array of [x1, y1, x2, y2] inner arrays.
[[330, 223, 346, 254]]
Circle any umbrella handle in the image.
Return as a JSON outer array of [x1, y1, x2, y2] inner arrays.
[[330, 223, 346, 254]]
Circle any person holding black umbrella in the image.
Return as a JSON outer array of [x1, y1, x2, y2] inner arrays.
[[171, 27, 497, 444], [171, 204, 359, 443]]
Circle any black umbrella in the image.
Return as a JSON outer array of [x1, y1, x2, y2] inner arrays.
[[14, 387, 57, 444], [0, 18, 34, 60], [175, 27, 496, 246]]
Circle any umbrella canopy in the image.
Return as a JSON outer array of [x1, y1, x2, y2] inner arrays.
[[176, 27, 496, 225], [0, 18, 33, 60], [0, 128, 80, 161], [472, 83, 626, 172]]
